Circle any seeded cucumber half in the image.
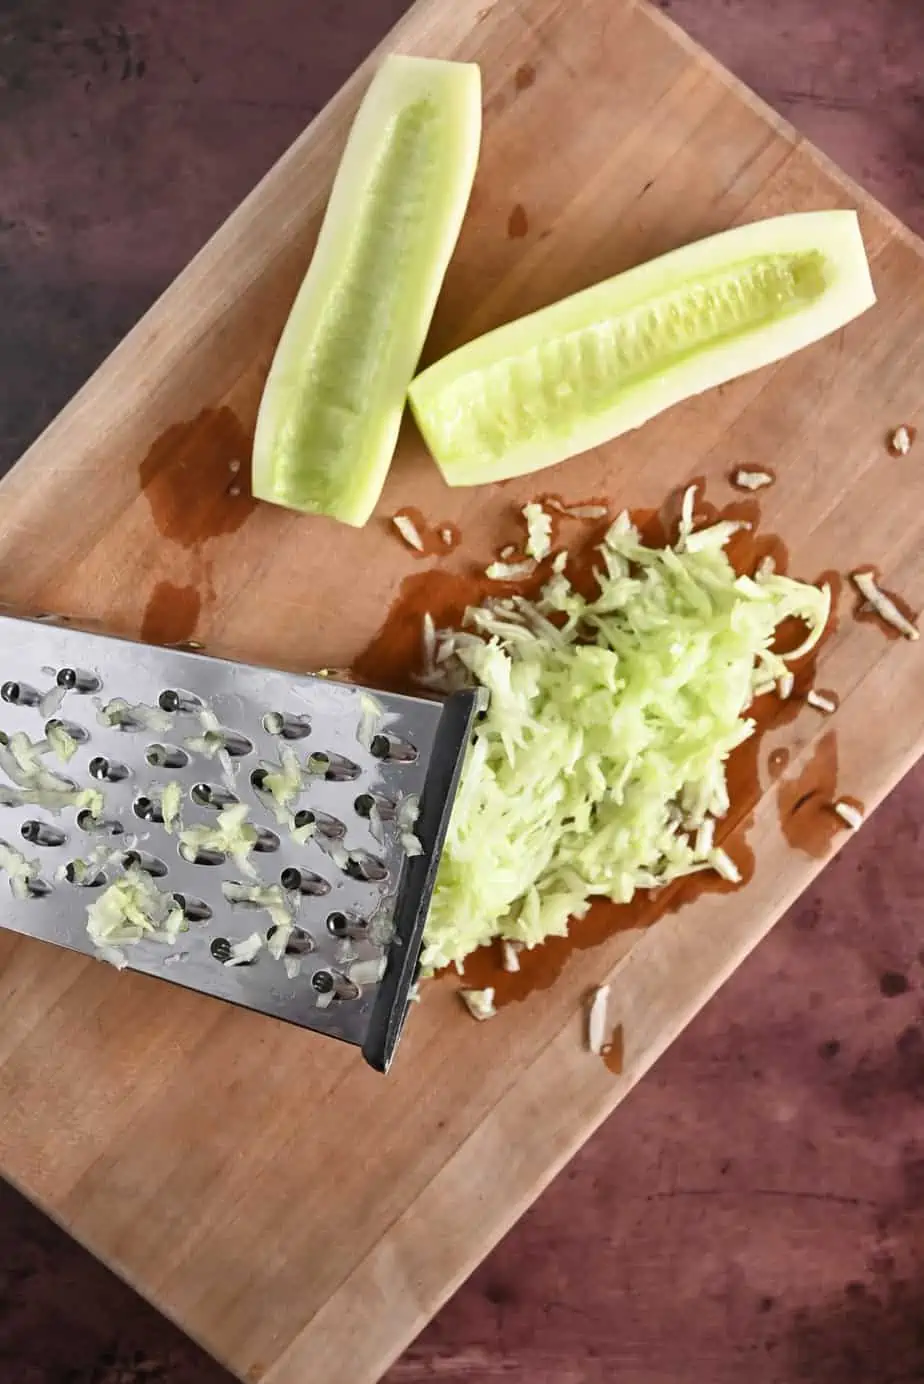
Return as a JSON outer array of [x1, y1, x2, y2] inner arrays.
[[408, 211, 876, 485], [252, 55, 481, 525]]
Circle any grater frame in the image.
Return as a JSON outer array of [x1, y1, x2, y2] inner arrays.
[[0, 610, 482, 1072]]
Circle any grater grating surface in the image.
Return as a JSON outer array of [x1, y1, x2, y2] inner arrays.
[[0, 611, 482, 1071]]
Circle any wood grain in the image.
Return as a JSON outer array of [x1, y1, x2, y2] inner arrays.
[[1, 1, 924, 1381]]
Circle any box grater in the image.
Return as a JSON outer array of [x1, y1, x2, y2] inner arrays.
[[0, 609, 483, 1072]]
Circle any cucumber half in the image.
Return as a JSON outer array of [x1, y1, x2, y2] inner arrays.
[[252, 55, 481, 525], [408, 211, 876, 485]]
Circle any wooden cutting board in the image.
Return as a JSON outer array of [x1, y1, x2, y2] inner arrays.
[[1, 0, 923, 1380]]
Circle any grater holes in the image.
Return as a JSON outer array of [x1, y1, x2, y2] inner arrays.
[[45, 717, 90, 745], [280, 866, 331, 896], [306, 750, 361, 782], [179, 843, 225, 867], [146, 743, 190, 770], [2, 681, 40, 707], [343, 851, 388, 883], [216, 729, 253, 759], [89, 756, 130, 783], [25, 877, 52, 899], [158, 688, 202, 714], [289, 807, 346, 842], [190, 782, 238, 809], [268, 923, 313, 956], [354, 792, 395, 821], [314, 810, 346, 840], [327, 910, 370, 941], [64, 860, 107, 888], [56, 667, 101, 693], [133, 795, 162, 824], [121, 849, 168, 878], [21, 820, 67, 849], [254, 827, 280, 853], [369, 732, 418, 764], [210, 936, 260, 967], [311, 969, 361, 1002], [262, 711, 312, 740], [172, 893, 212, 924], [77, 809, 123, 836]]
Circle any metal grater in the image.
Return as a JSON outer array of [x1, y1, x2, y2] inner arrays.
[[0, 610, 482, 1072]]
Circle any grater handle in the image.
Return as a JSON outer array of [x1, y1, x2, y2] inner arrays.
[[362, 687, 486, 1072]]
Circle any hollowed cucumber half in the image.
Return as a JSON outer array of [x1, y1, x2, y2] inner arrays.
[[408, 211, 876, 485], [252, 55, 482, 525]]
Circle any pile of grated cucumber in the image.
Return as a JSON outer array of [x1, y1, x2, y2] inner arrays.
[[420, 489, 829, 973]]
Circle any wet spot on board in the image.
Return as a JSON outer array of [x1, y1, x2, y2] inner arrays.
[[880, 971, 911, 998], [602, 1023, 624, 1075], [507, 204, 529, 239], [140, 582, 201, 646], [777, 733, 843, 858], [514, 63, 536, 91], [138, 407, 256, 549], [768, 746, 790, 780]]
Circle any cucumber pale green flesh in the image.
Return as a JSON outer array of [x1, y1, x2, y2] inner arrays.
[[408, 211, 876, 486], [252, 55, 481, 525]]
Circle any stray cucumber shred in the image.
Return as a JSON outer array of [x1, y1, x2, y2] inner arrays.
[[0, 841, 42, 900], [179, 804, 259, 877], [851, 569, 919, 641], [587, 984, 611, 1054], [392, 513, 425, 552], [86, 867, 185, 951], [45, 721, 79, 763], [486, 557, 538, 582], [459, 987, 497, 1021], [523, 502, 552, 561]]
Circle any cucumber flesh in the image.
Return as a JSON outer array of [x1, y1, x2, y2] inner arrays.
[[252, 56, 481, 525], [408, 211, 876, 486]]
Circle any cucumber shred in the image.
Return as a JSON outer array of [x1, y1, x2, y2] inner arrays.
[[409, 211, 876, 484], [252, 55, 482, 525]]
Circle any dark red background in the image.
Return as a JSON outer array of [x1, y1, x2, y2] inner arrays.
[[1, 2, 923, 1381]]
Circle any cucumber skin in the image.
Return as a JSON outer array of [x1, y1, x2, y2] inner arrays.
[[252, 56, 482, 526], [409, 211, 876, 486]]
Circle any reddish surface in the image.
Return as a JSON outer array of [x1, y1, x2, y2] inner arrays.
[[1, 2, 923, 1381]]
